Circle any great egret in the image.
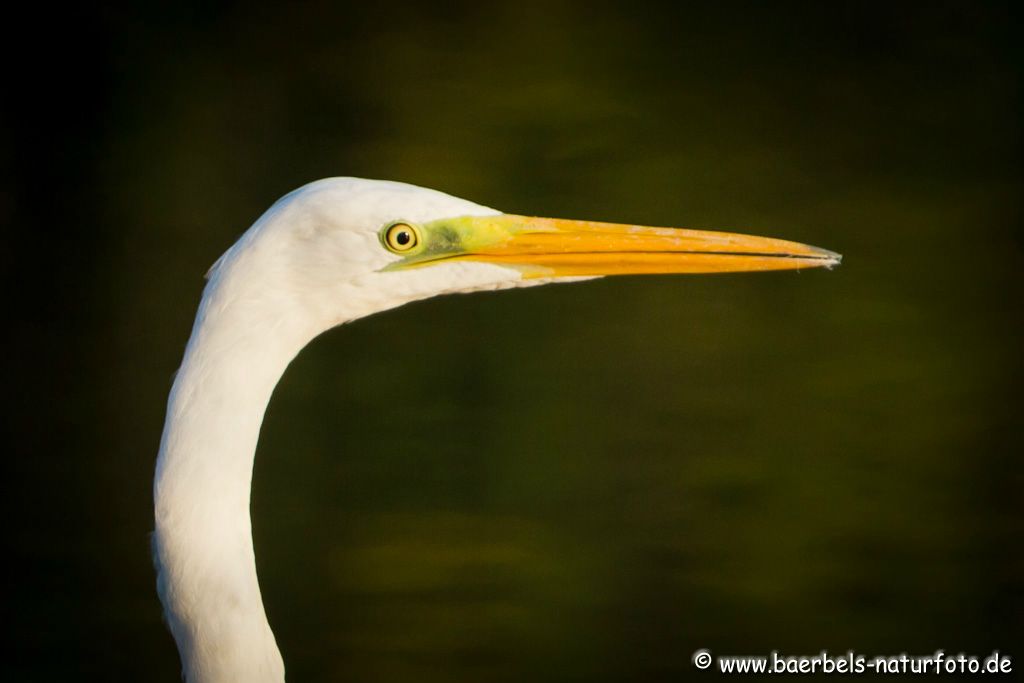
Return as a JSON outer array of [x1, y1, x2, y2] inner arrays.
[[153, 177, 840, 682]]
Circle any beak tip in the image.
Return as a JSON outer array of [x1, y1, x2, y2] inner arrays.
[[811, 246, 842, 270]]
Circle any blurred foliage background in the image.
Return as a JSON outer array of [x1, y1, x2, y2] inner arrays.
[[6, 2, 1022, 681]]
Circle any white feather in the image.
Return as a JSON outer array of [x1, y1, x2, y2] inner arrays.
[[153, 178, 577, 682]]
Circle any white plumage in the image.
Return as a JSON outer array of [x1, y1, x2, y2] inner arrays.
[[154, 178, 838, 682]]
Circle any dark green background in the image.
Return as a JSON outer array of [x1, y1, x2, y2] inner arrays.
[[8, 2, 1022, 681]]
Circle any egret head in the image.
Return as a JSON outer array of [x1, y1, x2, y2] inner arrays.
[[158, 176, 841, 683], [206, 177, 840, 332]]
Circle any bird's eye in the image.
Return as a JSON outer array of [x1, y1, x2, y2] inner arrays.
[[383, 222, 419, 252]]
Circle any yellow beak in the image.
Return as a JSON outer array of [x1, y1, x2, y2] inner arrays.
[[452, 215, 841, 278]]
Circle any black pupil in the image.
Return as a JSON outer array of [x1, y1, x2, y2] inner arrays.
[[395, 230, 410, 246]]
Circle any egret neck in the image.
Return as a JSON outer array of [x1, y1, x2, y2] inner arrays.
[[153, 263, 321, 682]]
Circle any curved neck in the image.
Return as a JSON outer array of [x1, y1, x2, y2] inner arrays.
[[154, 275, 317, 683]]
